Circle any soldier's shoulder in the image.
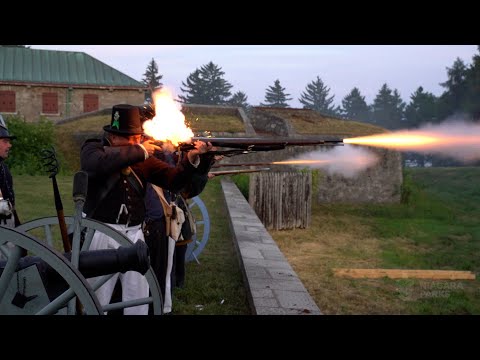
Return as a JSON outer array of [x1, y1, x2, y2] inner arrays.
[[81, 138, 103, 147]]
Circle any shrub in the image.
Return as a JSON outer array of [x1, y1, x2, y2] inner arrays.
[[5, 116, 66, 175], [232, 174, 249, 199]]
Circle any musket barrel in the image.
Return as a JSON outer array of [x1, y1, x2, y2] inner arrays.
[[153, 136, 343, 154], [190, 136, 343, 148], [209, 168, 270, 176], [212, 162, 274, 168]]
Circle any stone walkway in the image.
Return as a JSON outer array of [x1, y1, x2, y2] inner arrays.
[[220, 178, 322, 315]]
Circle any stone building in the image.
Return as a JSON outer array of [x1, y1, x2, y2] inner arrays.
[[0, 47, 146, 122]]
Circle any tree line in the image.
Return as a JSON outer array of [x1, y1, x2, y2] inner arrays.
[[142, 46, 480, 132]]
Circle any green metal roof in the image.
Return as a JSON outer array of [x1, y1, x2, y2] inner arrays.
[[0, 47, 145, 88]]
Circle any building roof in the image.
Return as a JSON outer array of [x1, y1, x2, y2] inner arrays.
[[0, 47, 145, 89]]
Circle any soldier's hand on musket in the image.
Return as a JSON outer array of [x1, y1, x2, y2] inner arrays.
[[187, 141, 213, 164], [193, 140, 213, 154], [141, 139, 162, 157]]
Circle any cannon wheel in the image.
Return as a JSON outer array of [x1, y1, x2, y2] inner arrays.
[[16, 217, 163, 315], [0, 226, 103, 315], [185, 196, 210, 263]]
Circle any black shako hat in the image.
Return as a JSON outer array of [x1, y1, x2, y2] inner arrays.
[[103, 104, 144, 135], [0, 115, 16, 139]]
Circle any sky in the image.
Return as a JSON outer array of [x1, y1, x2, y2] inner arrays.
[[29, 45, 478, 108]]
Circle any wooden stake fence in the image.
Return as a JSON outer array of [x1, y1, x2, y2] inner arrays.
[[249, 172, 311, 230]]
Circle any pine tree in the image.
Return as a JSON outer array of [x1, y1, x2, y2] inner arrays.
[[199, 62, 233, 105], [261, 79, 292, 107], [464, 46, 480, 119], [142, 58, 163, 100], [438, 57, 468, 119], [299, 76, 337, 115], [179, 62, 233, 105], [340, 87, 370, 122], [179, 69, 208, 104], [228, 91, 249, 108], [371, 83, 405, 129], [404, 86, 438, 128]]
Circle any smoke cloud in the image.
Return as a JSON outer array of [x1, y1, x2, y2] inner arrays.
[[286, 145, 380, 178], [345, 119, 480, 163], [414, 119, 480, 162]]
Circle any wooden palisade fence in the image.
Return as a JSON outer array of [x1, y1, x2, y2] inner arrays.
[[249, 172, 312, 230]]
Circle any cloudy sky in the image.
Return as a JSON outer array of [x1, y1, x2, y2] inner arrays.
[[29, 45, 478, 108]]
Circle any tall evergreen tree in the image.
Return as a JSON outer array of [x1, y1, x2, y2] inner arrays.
[[371, 84, 406, 129], [402, 87, 435, 172], [464, 46, 480, 119], [179, 69, 208, 104], [298, 76, 337, 115], [179, 62, 233, 105], [228, 91, 249, 108], [199, 62, 233, 105], [261, 79, 292, 107], [438, 57, 469, 119], [404, 86, 438, 128], [142, 58, 163, 100], [340, 87, 371, 122]]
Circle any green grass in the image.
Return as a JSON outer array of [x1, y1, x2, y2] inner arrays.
[[15, 175, 75, 223], [13, 174, 250, 315], [185, 114, 245, 133], [260, 108, 386, 136], [373, 168, 480, 273], [270, 167, 480, 314], [172, 177, 250, 314]]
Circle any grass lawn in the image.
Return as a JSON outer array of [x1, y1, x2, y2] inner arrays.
[[171, 177, 250, 314], [269, 167, 480, 314]]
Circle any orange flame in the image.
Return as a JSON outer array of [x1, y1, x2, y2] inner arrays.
[[142, 88, 193, 145], [344, 130, 479, 150]]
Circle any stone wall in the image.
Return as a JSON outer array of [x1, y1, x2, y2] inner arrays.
[[317, 147, 403, 204], [220, 144, 403, 204], [248, 108, 296, 136], [0, 84, 144, 122]]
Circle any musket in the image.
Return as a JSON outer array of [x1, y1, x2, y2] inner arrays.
[[152, 136, 343, 157], [209, 168, 270, 176], [212, 162, 275, 168], [40, 147, 71, 253]]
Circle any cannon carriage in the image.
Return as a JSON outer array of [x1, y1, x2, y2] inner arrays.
[[0, 171, 164, 315]]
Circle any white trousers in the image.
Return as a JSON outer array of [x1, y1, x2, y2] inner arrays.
[[87, 224, 149, 315], [163, 236, 176, 314]]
